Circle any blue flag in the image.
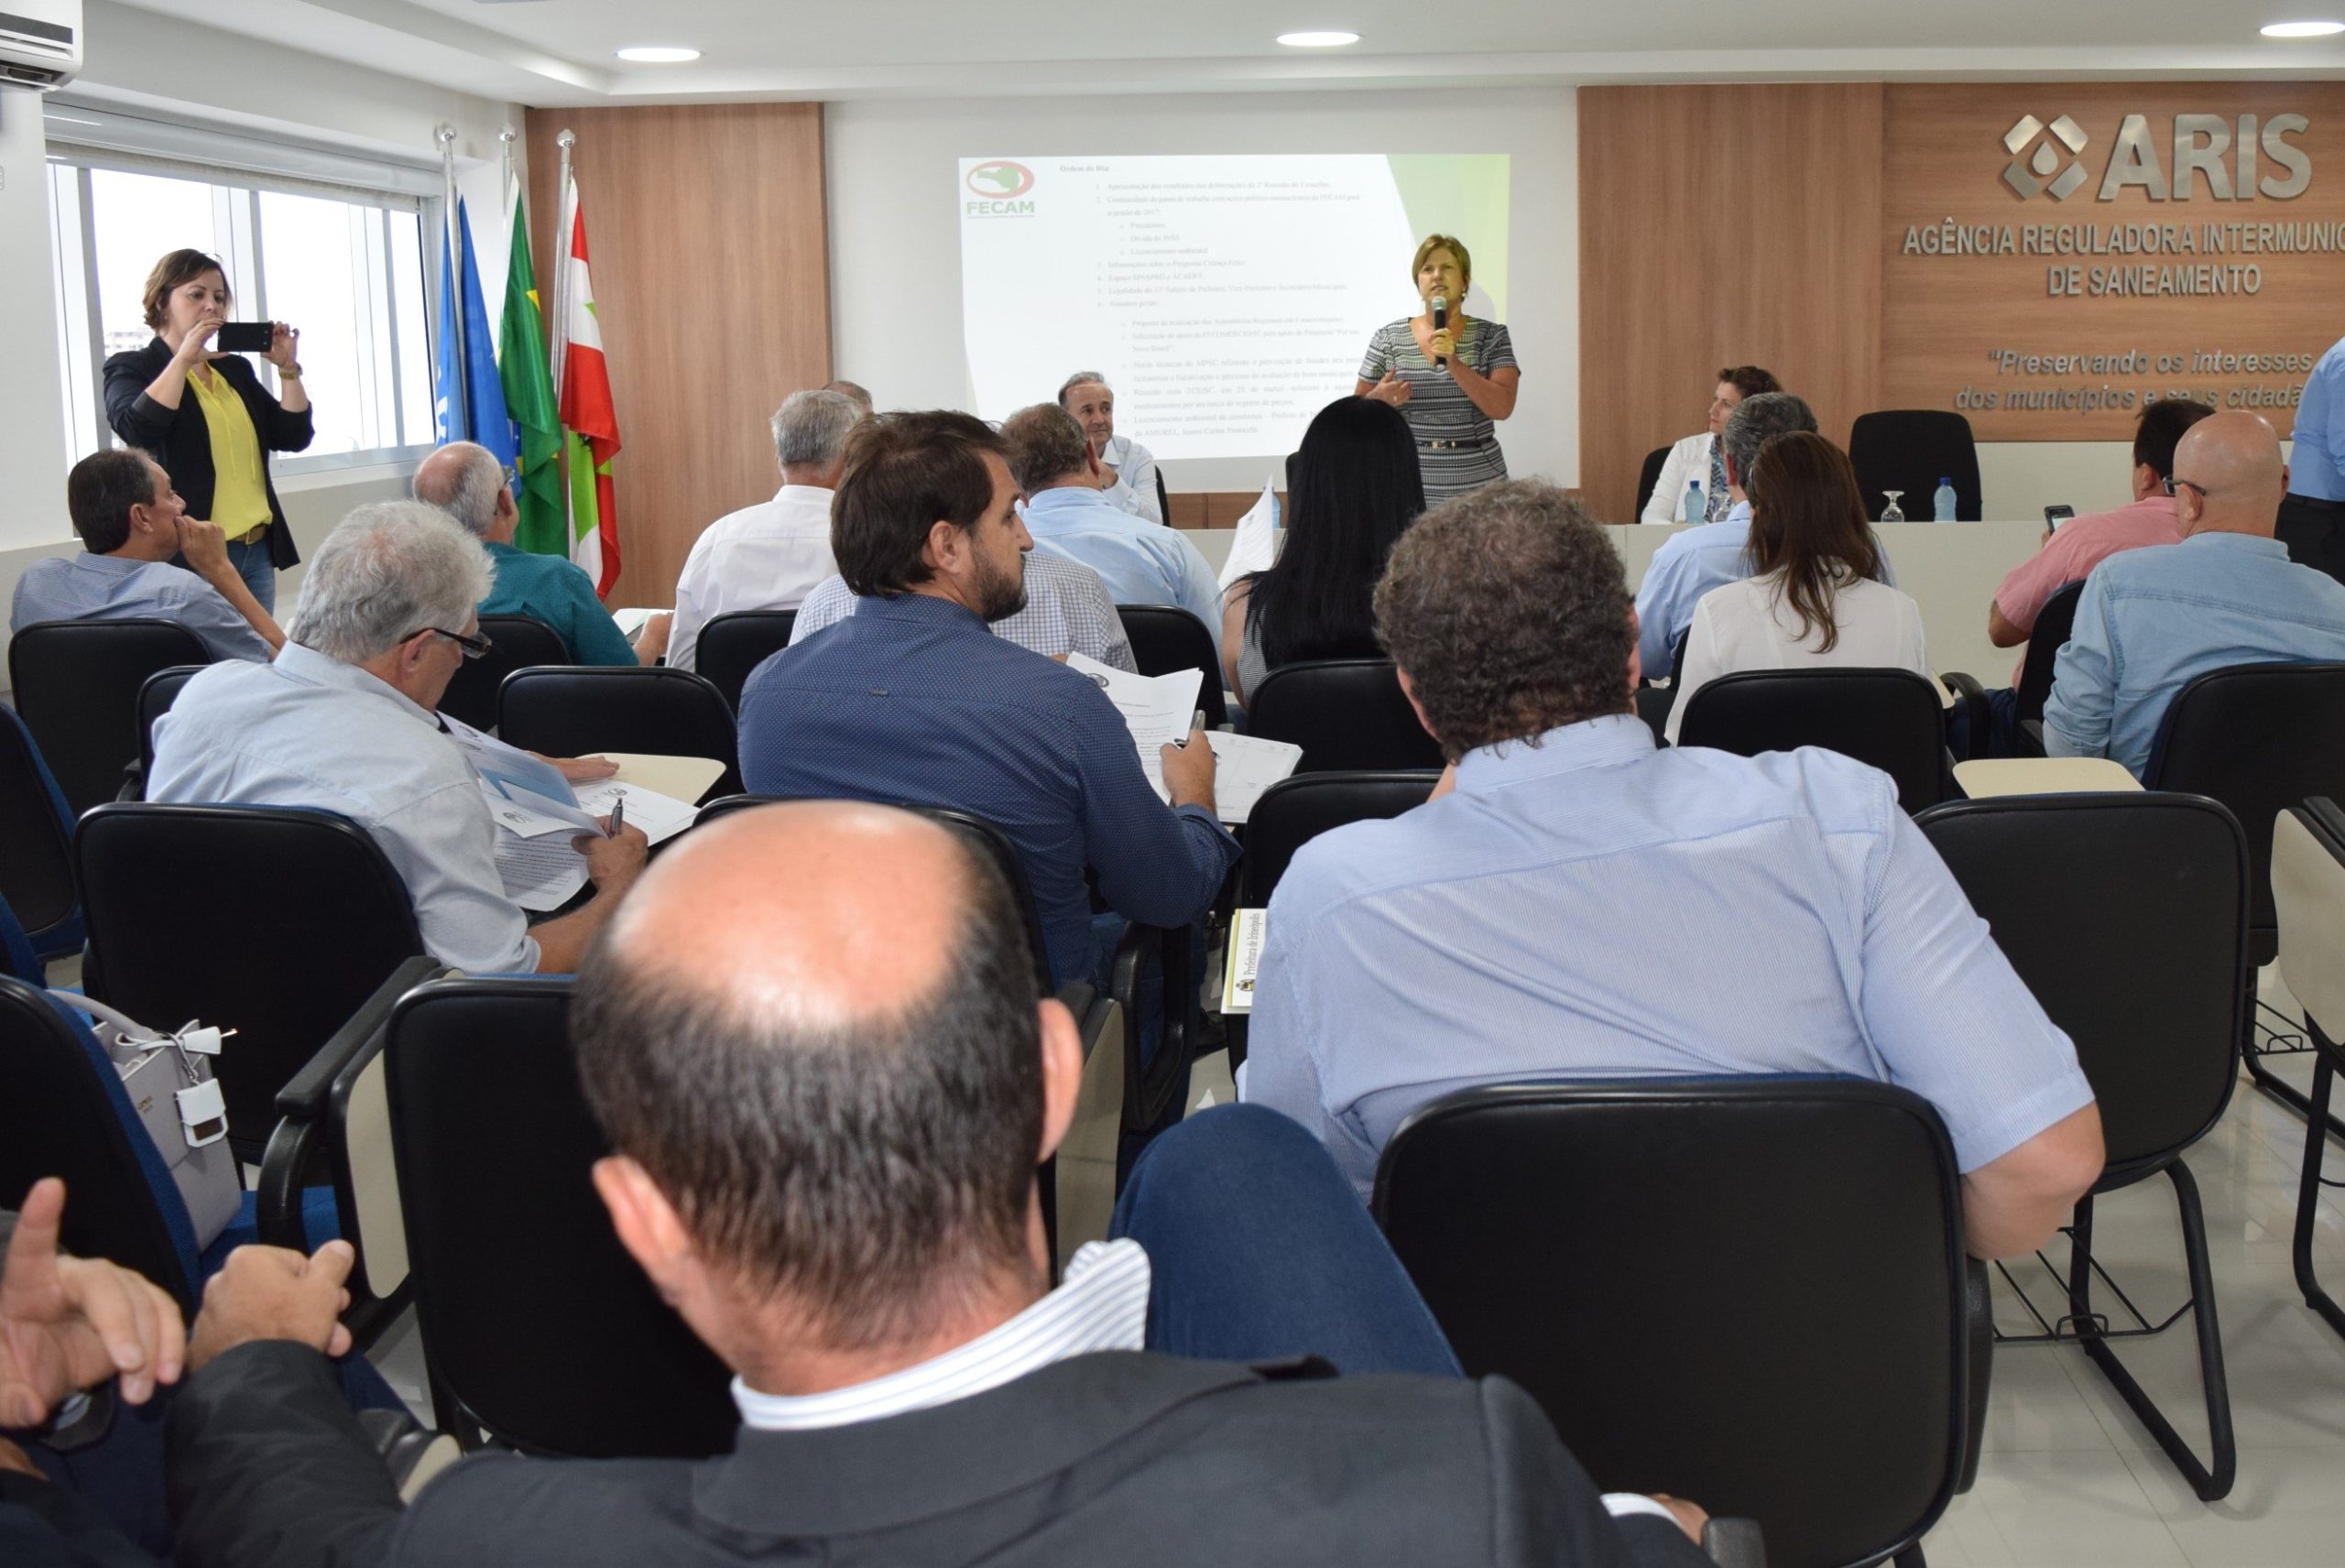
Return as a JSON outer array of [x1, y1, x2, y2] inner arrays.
[[431, 198, 518, 474]]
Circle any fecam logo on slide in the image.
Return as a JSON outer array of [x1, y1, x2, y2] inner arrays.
[[965, 160, 1038, 217]]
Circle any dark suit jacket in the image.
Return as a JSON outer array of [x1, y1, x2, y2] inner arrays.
[[169, 1343, 1709, 1568], [102, 340, 312, 571]]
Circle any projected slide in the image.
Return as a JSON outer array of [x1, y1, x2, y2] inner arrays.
[[958, 154, 1510, 461]]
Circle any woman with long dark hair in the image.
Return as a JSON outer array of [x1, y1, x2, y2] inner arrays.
[[1222, 397, 1425, 704], [1664, 431, 1927, 744]]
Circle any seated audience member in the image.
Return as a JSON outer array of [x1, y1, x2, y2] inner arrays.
[[1222, 397, 1425, 706], [1000, 404, 1221, 652], [737, 412, 1237, 989], [1664, 432, 1926, 744], [1059, 370, 1163, 524], [668, 389, 861, 672], [1242, 481, 2104, 1256], [13, 450, 280, 661], [823, 377, 874, 418], [2046, 410, 2345, 776], [412, 441, 666, 667], [791, 550, 1137, 670], [164, 802, 1716, 1568], [147, 503, 648, 973], [1970, 398, 2212, 754], [1639, 365, 1781, 525]]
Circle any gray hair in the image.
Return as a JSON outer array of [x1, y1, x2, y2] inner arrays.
[[1720, 392, 1818, 489], [822, 379, 874, 418], [289, 501, 495, 664], [1056, 371, 1109, 407], [410, 441, 506, 539], [769, 389, 861, 470]]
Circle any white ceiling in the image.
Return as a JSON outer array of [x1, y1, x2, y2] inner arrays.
[[108, 0, 2345, 105]]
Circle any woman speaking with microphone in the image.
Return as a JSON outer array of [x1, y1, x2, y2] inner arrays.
[[104, 249, 311, 613], [1355, 234, 1519, 504]]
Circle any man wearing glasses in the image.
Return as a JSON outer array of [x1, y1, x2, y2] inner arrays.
[[147, 502, 649, 972], [2045, 411, 2345, 778]]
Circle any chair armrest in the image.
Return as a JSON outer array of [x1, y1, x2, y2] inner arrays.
[[2017, 719, 2046, 758], [116, 761, 144, 803], [1959, 1256, 1992, 1494], [1701, 1517, 1768, 1568], [1939, 672, 1990, 763], [1108, 923, 1194, 1134]]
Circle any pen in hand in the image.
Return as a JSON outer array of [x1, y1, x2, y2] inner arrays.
[[1181, 709, 1205, 745], [606, 792, 626, 839]]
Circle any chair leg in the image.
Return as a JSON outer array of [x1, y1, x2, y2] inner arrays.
[[2069, 1164, 2237, 1501], [2246, 1007, 2345, 1149], [2294, 1041, 2345, 1341], [1892, 1545, 1927, 1568]]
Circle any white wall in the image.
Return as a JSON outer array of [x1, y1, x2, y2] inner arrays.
[[826, 89, 1578, 494]]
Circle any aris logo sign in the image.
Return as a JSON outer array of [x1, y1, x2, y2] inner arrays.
[[2001, 113, 2311, 203]]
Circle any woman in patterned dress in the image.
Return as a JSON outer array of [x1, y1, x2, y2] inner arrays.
[[1354, 234, 1520, 505]]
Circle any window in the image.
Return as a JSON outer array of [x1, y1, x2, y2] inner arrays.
[[46, 155, 437, 472]]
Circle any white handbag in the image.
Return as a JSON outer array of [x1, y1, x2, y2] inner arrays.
[[50, 993, 244, 1249]]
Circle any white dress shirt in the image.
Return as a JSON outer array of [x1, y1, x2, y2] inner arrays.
[[1097, 435, 1164, 526], [668, 485, 839, 671], [1665, 571, 1931, 745], [1641, 431, 1717, 524]]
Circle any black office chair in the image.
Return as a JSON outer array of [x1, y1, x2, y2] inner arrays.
[[1943, 581, 2086, 759], [2138, 661, 2345, 1132], [123, 663, 206, 799], [8, 618, 210, 817], [1634, 443, 1673, 520], [75, 803, 427, 1164], [438, 614, 569, 733], [2274, 796, 2345, 1345], [1920, 792, 2246, 1500], [1116, 604, 1228, 729], [1849, 410, 1982, 523], [1153, 467, 1172, 526], [1377, 1078, 1984, 1568], [498, 665, 741, 800], [0, 702, 83, 960], [384, 975, 737, 1457], [693, 610, 798, 713], [1674, 668, 1950, 811], [1246, 659, 1443, 772]]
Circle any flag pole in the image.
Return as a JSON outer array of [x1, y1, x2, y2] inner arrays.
[[552, 129, 576, 535], [498, 125, 516, 220], [435, 123, 467, 440]]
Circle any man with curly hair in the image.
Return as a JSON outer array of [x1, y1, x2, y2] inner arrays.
[[1238, 481, 2104, 1263]]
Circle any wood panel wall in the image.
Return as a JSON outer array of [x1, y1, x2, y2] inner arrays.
[[524, 103, 830, 609], [1578, 85, 1885, 523]]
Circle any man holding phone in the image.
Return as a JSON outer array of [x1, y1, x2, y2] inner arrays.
[[1970, 397, 2213, 754]]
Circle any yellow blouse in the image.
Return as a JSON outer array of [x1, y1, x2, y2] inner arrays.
[[184, 366, 273, 538]]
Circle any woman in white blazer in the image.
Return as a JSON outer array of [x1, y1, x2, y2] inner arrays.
[[1639, 365, 1782, 524], [1666, 431, 1929, 745]]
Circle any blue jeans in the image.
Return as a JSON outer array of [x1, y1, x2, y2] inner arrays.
[[224, 535, 277, 615], [1109, 1104, 1462, 1377]]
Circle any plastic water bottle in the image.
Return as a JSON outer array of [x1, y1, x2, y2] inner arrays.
[[1933, 477, 1958, 522], [1685, 481, 1705, 523]]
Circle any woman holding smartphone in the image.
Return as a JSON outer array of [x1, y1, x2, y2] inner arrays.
[[104, 249, 311, 613]]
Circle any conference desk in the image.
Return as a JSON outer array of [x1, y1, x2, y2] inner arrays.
[[1183, 520, 2048, 687]]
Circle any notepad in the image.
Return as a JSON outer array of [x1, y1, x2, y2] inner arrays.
[[1065, 652, 1202, 795]]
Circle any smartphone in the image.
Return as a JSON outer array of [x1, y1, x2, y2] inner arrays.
[[2043, 505, 2076, 530], [213, 321, 275, 354]]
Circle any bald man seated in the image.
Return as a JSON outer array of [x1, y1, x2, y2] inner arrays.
[[163, 801, 1716, 1568], [2045, 410, 2345, 777]]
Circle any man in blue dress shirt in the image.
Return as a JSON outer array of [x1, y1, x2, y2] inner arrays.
[[1242, 480, 2104, 1258], [998, 404, 1224, 656], [2047, 410, 2345, 777], [736, 410, 1239, 993], [2283, 330, 2345, 584]]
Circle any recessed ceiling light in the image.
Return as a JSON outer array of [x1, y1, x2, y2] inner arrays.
[[616, 46, 702, 62], [2263, 19, 2345, 37], [1277, 30, 1361, 47]]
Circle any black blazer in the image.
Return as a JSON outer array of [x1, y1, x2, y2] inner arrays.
[[102, 339, 312, 571], [169, 1343, 1710, 1568]]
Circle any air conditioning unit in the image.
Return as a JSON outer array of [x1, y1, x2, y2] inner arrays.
[[0, 0, 81, 92]]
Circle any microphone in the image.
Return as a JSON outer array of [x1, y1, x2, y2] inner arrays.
[[1432, 294, 1449, 372]]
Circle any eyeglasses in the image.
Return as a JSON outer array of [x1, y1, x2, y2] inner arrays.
[[2162, 475, 2209, 501], [414, 626, 493, 660]]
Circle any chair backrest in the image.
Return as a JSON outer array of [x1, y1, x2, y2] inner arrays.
[[2275, 798, 2345, 1044], [2012, 579, 2086, 725], [2141, 660, 2345, 967], [1246, 659, 1444, 772], [0, 702, 82, 952], [693, 610, 798, 713], [497, 665, 741, 800], [1239, 770, 1438, 906], [1634, 443, 1672, 519], [0, 976, 201, 1312], [1153, 467, 1171, 525], [384, 977, 736, 1458], [437, 615, 570, 733], [75, 803, 427, 1161], [1675, 668, 1947, 811], [133, 664, 207, 790], [1115, 604, 1228, 728], [1918, 792, 2245, 1170], [1848, 410, 1982, 522], [1376, 1078, 1969, 1568], [8, 618, 211, 817]]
